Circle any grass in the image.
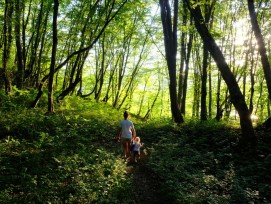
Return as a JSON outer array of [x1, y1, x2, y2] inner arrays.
[[147, 120, 271, 203], [0, 92, 270, 203]]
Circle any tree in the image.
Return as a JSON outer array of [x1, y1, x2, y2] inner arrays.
[[185, 0, 256, 145], [2, 0, 13, 94], [247, 0, 271, 101], [159, 0, 184, 123], [14, 0, 24, 89], [31, 0, 128, 108], [200, 0, 216, 121], [178, 1, 193, 116], [47, 0, 59, 113]]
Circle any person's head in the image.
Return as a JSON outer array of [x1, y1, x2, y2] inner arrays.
[[124, 111, 129, 119], [135, 137, 140, 143]]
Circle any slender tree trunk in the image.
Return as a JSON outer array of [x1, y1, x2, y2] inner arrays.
[[178, 1, 188, 106], [160, 0, 184, 123], [137, 78, 148, 116], [201, 45, 208, 120], [215, 74, 222, 121], [26, 1, 43, 84], [249, 34, 256, 113], [144, 82, 161, 120], [208, 62, 212, 118], [192, 57, 200, 118], [247, 0, 271, 100], [118, 32, 148, 109], [47, 0, 59, 113], [2, 0, 13, 94], [15, 0, 24, 89], [200, 0, 215, 120], [180, 22, 193, 115], [102, 55, 119, 102], [186, 0, 256, 145]]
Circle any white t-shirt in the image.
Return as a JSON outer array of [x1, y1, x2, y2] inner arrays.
[[120, 119, 134, 139]]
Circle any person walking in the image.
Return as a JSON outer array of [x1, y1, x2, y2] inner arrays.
[[131, 137, 144, 163], [118, 111, 136, 160]]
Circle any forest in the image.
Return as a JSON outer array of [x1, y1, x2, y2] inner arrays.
[[0, 0, 271, 203]]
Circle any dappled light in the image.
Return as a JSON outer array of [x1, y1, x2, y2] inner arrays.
[[1, 0, 271, 202], [0, 96, 271, 203]]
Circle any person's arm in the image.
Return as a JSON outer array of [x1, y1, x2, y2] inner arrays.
[[132, 128, 136, 139]]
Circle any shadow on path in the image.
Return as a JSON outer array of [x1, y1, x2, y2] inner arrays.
[[125, 148, 174, 204]]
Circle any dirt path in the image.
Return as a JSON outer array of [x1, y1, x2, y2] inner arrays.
[[126, 149, 173, 204]]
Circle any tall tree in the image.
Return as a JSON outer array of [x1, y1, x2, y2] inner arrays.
[[159, 0, 184, 123], [185, 0, 256, 145], [200, 0, 216, 120], [2, 0, 13, 94], [14, 0, 24, 89], [180, 18, 193, 115], [47, 0, 59, 113], [31, 0, 128, 108], [247, 0, 271, 100]]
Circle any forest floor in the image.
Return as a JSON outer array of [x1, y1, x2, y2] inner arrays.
[[126, 148, 170, 204], [1, 98, 271, 203]]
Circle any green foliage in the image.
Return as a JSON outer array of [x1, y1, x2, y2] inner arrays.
[[147, 119, 271, 203], [0, 94, 134, 203], [0, 93, 270, 203]]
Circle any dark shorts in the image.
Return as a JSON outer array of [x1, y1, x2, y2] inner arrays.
[[121, 137, 131, 144], [133, 151, 139, 156]]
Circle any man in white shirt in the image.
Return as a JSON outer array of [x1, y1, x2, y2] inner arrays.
[[118, 111, 136, 159]]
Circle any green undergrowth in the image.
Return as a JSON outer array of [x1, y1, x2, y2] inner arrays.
[[0, 94, 135, 203], [147, 120, 271, 203], [0, 91, 270, 203]]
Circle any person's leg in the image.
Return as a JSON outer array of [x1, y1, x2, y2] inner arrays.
[[121, 138, 131, 158], [122, 141, 126, 158], [134, 151, 139, 162], [121, 138, 127, 158], [125, 141, 131, 158]]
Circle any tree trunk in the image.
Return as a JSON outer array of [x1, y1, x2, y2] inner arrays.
[[47, 0, 59, 113], [247, 0, 271, 100], [160, 0, 184, 123], [208, 62, 212, 118], [180, 22, 193, 115], [201, 45, 208, 120], [144, 82, 160, 120], [102, 55, 119, 102], [215, 74, 222, 121], [26, 1, 44, 85], [200, 0, 215, 120], [178, 1, 188, 106], [15, 0, 24, 89], [186, 0, 256, 144], [2, 0, 13, 94]]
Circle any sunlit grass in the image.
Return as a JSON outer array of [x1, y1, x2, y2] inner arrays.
[[0, 96, 135, 203], [0, 93, 270, 203]]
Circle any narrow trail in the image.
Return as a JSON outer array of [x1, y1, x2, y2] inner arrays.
[[125, 148, 173, 204]]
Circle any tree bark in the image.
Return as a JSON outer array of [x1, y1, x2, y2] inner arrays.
[[47, 0, 59, 113], [178, 1, 188, 107], [2, 0, 13, 94], [15, 0, 24, 89], [160, 0, 184, 123], [247, 0, 271, 100], [180, 18, 193, 115], [200, 0, 215, 120], [201, 44, 208, 120], [186, 0, 256, 144]]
